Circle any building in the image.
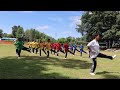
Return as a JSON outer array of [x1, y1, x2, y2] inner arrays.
[[1, 37, 16, 41]]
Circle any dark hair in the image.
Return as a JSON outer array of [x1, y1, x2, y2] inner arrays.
[[18, 38, 22, 41], [93, 32, 102, 39], [48, 39, 50, 42]]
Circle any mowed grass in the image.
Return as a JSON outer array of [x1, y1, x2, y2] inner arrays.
[[0, 44, 120, 79]]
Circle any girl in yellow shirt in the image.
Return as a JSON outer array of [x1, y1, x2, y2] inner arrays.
[[46, 39, 51, 59], [39, 40, 47, 56]]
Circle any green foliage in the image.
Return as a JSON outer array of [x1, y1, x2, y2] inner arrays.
[[76, 11, 120, 44], [0, 29, 3, 38]]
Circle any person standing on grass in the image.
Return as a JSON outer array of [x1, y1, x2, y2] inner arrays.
[[64, 41, 74, 59], [35, 40, 39, 54], [73, 43, 77, 54], [87, 33, 116, 76], [79, 44, 87, 56], [39, 40, 47, 57], [46, 39, 51, 59], [69, 43, 74, 52], [31, 40, 36, 54], [14, 38, 24, 59], [55, 42, 64, 56], [64, 41, 69, 59]]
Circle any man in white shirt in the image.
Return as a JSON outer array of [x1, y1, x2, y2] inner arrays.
[[87, 33, 116, 76]]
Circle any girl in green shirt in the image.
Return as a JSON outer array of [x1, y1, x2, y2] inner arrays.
[[14, 38, 24, 59]]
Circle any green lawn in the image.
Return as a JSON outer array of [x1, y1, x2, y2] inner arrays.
[[0, 44, 120, 79]]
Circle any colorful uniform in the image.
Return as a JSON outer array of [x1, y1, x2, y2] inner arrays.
[[46, 42, 51, 51], [14, 41, 24, 57]]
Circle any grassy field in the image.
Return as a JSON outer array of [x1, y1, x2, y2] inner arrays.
[[0, 44, 120, 79]]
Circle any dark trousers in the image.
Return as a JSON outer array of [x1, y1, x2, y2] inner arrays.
[[74, 48, 80, 54], [32, 48, 35, 53], [73, 49, 76, 54], [51, 49, 56, 54], [35, 48, 38, 54], [65, 52, 68, 58], [68, 50, 74, 55], [16, 49, 21, 57], [91, 58, 97, 73], [57, 50, 59, 56], [40, 48, 47, 56], [80, 50, 87, 56], [88, 50, 90, 58], [56, 49, 65, 56], [91, 53, 113, 73], [22, 46, 30, 52], [47, 51, 49, 58]]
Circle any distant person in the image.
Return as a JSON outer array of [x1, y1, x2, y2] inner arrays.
[[46, 39, 51, 59], [79, 44, 87, 56], [63, 41, 74, 59], [31, 40, 36, 54], [14, 38, 24, 59], [87, 33, 116, 76], [73, 44, 77, 54], [69, 43, 73, 52], [64, 41, 69, 59], [38, 40, 47, 57], [35, 40, 39, 54]]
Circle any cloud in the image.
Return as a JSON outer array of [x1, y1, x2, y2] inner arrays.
[[36, 25, 49, 30], [48, 17, 63, 22], [69, 16, 82, 28], [62, 31, 72, 35], [69, 16, 81, 25]]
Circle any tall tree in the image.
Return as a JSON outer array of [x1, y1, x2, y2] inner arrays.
[[12, 25, 18, 38], [16, 26, 24, 38], [0, 29, 3, 38]]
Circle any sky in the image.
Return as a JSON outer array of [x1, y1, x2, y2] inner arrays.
[[0, 11, 84, 39]]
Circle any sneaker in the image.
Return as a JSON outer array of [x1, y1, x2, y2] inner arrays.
[[64, 58, 67, 59], [90, 73, 95, 75], [47, 58, 50, 60], [112, 55, 116, 59]]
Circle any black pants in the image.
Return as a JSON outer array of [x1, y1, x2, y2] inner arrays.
[[57, 50, 59, 56], [91, 53, 113, 73], [22, 46, 31, 52], [80, 50, 87, 56], [74, 48, 80, 54], [88, 50, 90, 58], [68, 50, 74, 55], [35, 48, 38, 54], [73, 49, 76, 54], [47, 51, 49, 58], [32, 48, 35, 53], [65, 52, 68, 58], [40, 48, 47, 56], [51, 49, 56, 54], [16, 49, 21, 57]]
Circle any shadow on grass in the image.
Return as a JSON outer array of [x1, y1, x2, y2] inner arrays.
[[0, 56, 70, 79], [21, 55, 92, 69], [96, 71, 120, 74], [96, 71, 120, 79]]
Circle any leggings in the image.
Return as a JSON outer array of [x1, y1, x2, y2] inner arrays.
[[16, 49, 21, 57], [91, 53, 113, 73], [47, 51, 49, 58], [40, 48, 47, 56]]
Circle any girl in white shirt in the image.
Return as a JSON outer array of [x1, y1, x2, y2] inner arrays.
[[87, 33, 116, 75]]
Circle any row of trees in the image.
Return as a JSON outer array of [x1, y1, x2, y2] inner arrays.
[[57, 36, 87, 45], [0, 25, 56, 42], [76, 11, 120, 48]]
